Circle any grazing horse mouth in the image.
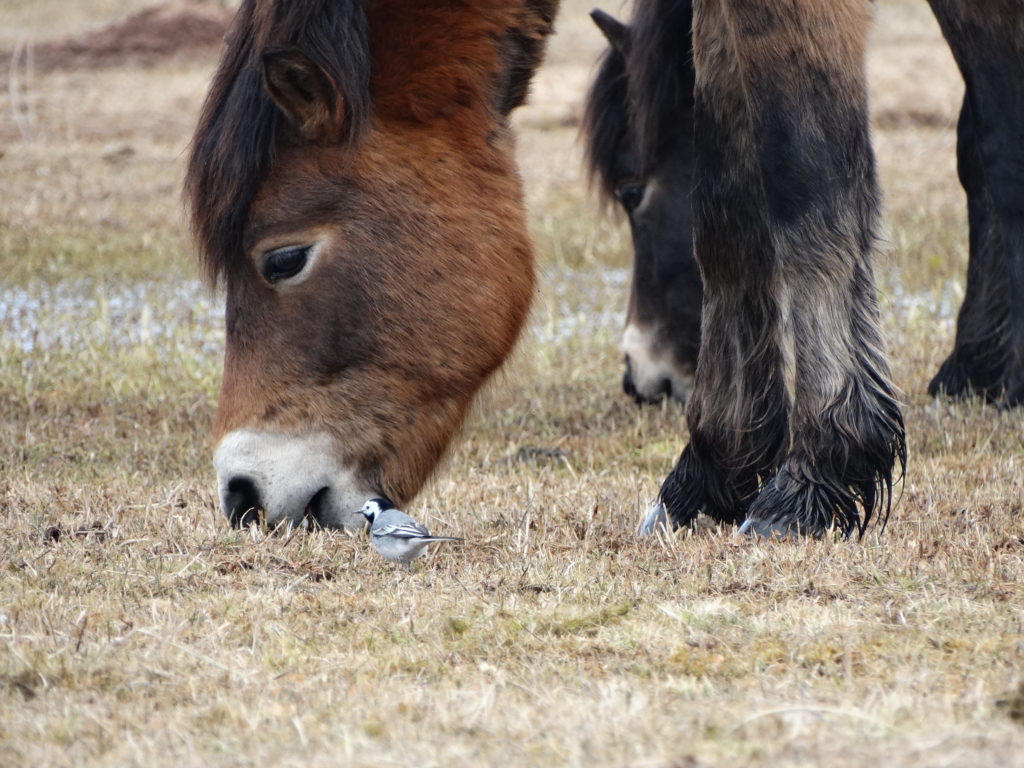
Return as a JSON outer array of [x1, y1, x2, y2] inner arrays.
[[213, 428, 374, 531]]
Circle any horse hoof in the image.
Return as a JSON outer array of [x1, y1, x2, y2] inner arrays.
[[638, 501, 671, 536], [738, 517, 798, 540]]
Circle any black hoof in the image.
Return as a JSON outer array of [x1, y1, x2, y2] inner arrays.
[[928, 356, 973, 400], [929, 353, 1011, 404], [998, 380, 1024, 410], [744, 471, 852, 540]]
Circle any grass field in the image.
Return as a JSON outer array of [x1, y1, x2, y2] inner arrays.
[[1, 1, 1022, 765]]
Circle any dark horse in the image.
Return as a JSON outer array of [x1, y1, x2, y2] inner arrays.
[[585, 0, 1024, 537], [186, 0, 557, 529], [584, 1, 1024, 416]]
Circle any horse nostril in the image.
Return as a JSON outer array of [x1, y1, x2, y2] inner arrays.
[[623, 357, 639, 398], [303, 486, 331, 528], [224, 475, 263, 528]]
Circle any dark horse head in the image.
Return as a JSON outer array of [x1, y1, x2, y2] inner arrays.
[[581, 2, 701, 405], [186, 0, 557, 529]]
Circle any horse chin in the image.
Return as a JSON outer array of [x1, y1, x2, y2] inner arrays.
[[213, 428, 374, 531]]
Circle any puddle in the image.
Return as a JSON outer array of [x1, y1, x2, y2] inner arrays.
[[0, 267, 955, 356], [532, 265, 630, 344], [0, 279, 224, 355], [882, 275, 960, 335]]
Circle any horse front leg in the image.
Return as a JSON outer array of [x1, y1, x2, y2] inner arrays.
[[654, 0, 906, 538], [650, 0, 793, 533]]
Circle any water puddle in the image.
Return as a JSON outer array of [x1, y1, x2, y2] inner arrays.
[[0, 267, 957, 356], [0, 279, 224, 355], [532, 265, 630, 344]]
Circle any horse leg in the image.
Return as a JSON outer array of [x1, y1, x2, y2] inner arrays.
[[651, 0, 798, 532], [927, 1, 1024, 406], [653, 287, 788, 530], [929, 95, 1010, 402], [655, 0, 906, 537]]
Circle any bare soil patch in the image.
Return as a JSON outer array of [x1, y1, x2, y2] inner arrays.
[[3, 0, 231, 72]]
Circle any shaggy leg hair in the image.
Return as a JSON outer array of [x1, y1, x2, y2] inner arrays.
[[927, 1, 1024, 407], [658, 0, 906, 537], [658, 281, 790, 528]]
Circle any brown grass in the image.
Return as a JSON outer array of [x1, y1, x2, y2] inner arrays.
[[1, 1, 1023, 766]]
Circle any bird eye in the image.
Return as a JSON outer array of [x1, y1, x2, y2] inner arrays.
[[261, 245, 311, 284], [616, 183, 646, 213]]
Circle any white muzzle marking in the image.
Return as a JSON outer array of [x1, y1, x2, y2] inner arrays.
[[622, 323, 694, 402], [213, 429, 373, 530]]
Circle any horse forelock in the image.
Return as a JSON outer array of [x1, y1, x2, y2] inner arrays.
[[368, 1, 554, 136], [185, 0, 371, 286], [628, 0, 694, 178], [582, 45, 630, 205], [581, 0, 694, 199]]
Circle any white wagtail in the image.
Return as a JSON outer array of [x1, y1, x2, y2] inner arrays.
[[359, 498, 462, 570]]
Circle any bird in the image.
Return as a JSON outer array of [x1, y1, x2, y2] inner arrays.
[[359, 498, 463, 570]]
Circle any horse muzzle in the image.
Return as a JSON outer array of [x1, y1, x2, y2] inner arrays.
[[213, 429, 372, 530]]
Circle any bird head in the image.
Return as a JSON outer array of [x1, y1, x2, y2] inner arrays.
[[358, 497, 395, 524]]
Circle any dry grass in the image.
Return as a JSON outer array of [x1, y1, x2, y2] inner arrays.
[[1, 1, 1023, 766]]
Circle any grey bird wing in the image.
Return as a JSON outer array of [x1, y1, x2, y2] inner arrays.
[[372, 510, 463, 542], [374, 522, 433, 540], [373, 509, 428, 534], [372, 528, 460, 544]]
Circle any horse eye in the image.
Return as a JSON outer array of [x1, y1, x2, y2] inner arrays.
[[262, 246, 310, 284], [616, 183, 646, 213]]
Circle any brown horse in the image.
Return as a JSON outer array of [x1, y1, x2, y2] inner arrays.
[[186, 0, 557, 529]]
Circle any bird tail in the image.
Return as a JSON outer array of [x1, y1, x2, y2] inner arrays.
[[423, 536, 463, 543]]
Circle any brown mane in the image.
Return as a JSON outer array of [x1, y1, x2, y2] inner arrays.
[[185, 0, 371, 285], [369, 1, 556, 134]]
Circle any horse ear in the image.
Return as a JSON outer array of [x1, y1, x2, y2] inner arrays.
[[590, 9, 631, 55], [262, 47, 345, 142]]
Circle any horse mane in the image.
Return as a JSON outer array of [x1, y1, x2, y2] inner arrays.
[[581, 0, 694, 200], [497, 0, 560, 115], [185, 0, 371, 285], [581, 42, 630, 203], [629, 0, 693, 175]]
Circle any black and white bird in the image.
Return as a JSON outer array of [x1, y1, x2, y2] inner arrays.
[[359, 498, 463, 570]]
